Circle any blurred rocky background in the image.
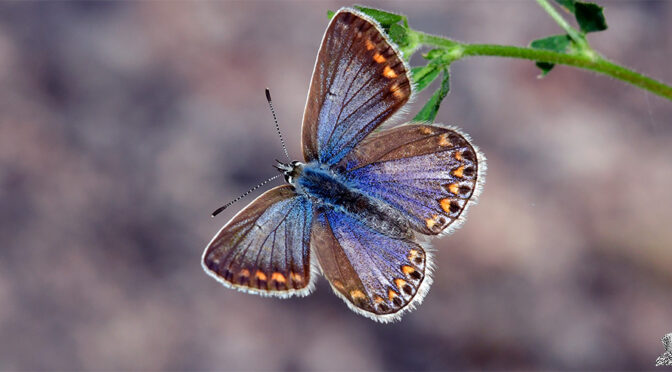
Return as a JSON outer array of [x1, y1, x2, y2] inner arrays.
[[1, 1, 671, 370]]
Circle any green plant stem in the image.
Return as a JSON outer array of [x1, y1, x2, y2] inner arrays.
[[416, 32, 460, 49], [535, 0, 587, 47], [416, 32, 672, 101]]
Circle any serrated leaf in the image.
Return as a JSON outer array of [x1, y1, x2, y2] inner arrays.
[[327, 10, 335, 19], [575, 2, 607, 33], [414, 69, 450, 123], [354, 6, 403, 27], [530, 34, 571, 76], [388, 24, 409, 48], [411, 65, 441, 93]]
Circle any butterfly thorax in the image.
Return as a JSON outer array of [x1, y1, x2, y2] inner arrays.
[[282, 161, 414, 240]]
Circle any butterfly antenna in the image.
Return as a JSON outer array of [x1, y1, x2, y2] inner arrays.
[[265, 88, 291, 161], [211, 174, 281, 217]]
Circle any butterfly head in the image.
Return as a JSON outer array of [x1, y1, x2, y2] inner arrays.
[[274, 160, 304, 184]]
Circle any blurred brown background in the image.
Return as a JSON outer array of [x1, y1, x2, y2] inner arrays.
[[1, 1, 671, 370]]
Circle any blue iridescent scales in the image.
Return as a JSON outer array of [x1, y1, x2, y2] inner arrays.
[[202, 7, 485, 322]]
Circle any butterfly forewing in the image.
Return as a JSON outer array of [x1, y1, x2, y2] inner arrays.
[[301, 9, 412, 165], [338, 124, 485, 236], [202, 185, 314, 296], [312, 209, 429, 322]]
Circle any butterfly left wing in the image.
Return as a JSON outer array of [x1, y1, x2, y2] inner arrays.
[[312, 208, 430, 322], [202, 185, 315, 297], [337, 123, 485, 236], [301, 7, 412, 165]]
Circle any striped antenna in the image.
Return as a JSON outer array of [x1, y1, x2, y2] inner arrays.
[[211, 174, 281, 217], [265, 88, 291, 161]]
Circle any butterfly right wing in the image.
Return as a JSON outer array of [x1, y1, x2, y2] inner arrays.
[[312, 208, 430, 322], [202, 185, 315, 297], [337, 123, 485, 236]]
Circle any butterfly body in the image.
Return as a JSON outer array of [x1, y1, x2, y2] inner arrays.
[[282, 161, 414, 241], [203, 7, 485, 322]]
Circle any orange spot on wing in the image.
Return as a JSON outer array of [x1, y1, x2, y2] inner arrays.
[[419, 126, 433, 135], [255, 271, 267, 281], [438, 133, 451, 147], [365, 39, 375, 51], [290, 271, 302, 283], [271, 272, 286, 283], [455, 150, 463, 161], [374, 295, 385, 304], [394, 278, 407, 289], [373, 53, 386, 64], [453, 165, 465, 178], [239, 269, 250, 278], [350, 289, 366, 301], [388, 289, 398, 301], [383, 66, 397, 78], [390, 83, 405, 99], [408, 249, 419, 261], [440, 198, 453, 213], [332, 280, 345, 290], [425, 215, 439, 229], [447, 183, 459, 195], [402, 265, 415, 276]]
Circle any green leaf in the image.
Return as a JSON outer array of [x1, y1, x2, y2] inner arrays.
[[354, 6, 403, 27], [327, 10, 335, 19], [575, 2, 607, 33], [414, 69, 450, 123], [530, 34, 571, 53], [535, 61, 556, 76], [411, 65, 441, 93], [388, 24, 409, 48], [552, 0, 607, 33], [530, 34, 571, 76]]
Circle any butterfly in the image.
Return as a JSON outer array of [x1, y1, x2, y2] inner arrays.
[[202, 7, 485, 322]]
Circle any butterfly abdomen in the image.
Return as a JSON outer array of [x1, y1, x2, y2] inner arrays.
[[295, 163, 412, 240]]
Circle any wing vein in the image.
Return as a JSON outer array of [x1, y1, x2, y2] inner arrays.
[[321, 25, 365, 157]]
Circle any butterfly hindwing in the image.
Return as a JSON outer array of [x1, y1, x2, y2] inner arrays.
[[301, 8, 412, 165], [312, 208, 430, 322], [337, 124, 485, 236], [202, 185, 315, 297]]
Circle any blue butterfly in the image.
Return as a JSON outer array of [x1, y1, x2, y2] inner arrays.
[[202, 7, 485, 322]]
